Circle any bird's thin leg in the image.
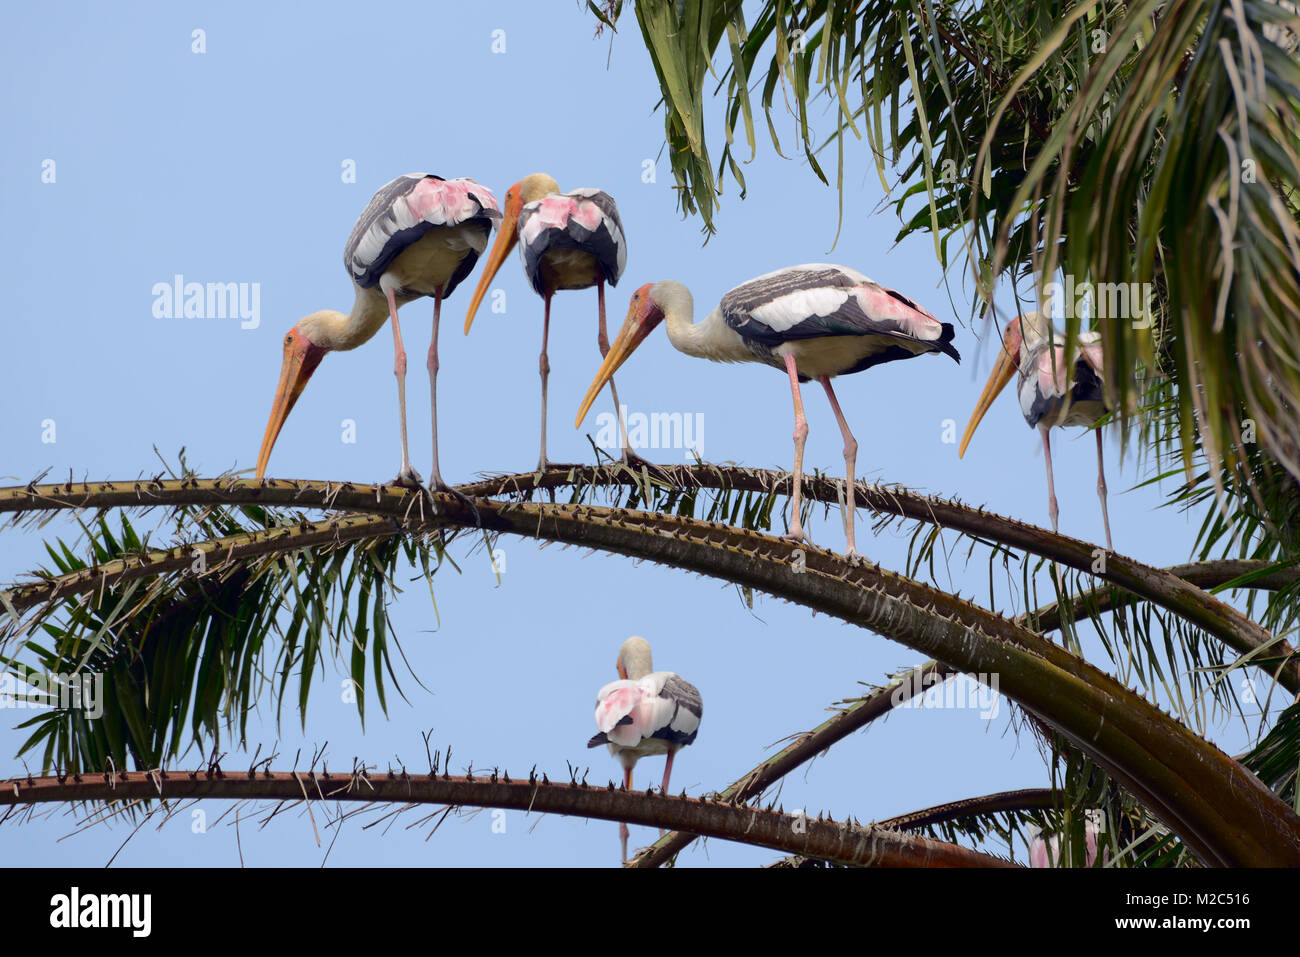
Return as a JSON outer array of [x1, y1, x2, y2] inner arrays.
[[427, 296, 480, 523], [819, 375, 861, 562], [784, 355, 810, 544], [1096, 428, 1113, 551], [1041, 427, 1059, 535], [387, 288, 422, 488], [538, 294, 552, 472], [658, 751, 676, 837], [597, 281, 639, 466], [620, 765, 632, 863], [427, 295, 447, 489]]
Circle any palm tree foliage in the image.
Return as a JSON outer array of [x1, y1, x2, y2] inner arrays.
[[4, 2, 1300, 864], [3, 464, 1300, 864], [0, 493, 446, 774], [597, 0, 1300, 543]]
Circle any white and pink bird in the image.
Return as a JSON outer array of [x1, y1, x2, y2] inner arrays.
[[462, 172, 634, 469], [575, 265, 960, 560], [1027, 810, 1107, 867], [958, 311, 1112, 549], [589, 636, 702, 863], [256, 173, 500, 492]]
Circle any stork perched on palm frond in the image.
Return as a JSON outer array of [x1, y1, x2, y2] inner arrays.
[[575, 265, 960, 560], [959, 312, 1112, 549], [590, 636, 701, 863], [256, 173, 500, 492]]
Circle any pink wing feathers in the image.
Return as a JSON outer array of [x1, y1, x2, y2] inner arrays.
[[593, 677, 677, 748]]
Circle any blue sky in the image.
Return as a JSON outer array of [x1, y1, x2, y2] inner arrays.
[[0, 2, 1265, 867]]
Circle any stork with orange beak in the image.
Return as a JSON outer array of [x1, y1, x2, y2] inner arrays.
[[462, 173, 632, 470], [575, 266, 960, 560], [255, 173, 500, 491], [958, 312, 1112, 548]]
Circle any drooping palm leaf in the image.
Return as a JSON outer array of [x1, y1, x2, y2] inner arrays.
[[598, 0, 1300, 543]]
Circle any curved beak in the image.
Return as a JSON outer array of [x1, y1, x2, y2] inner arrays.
[[255, 334, 327, 478], [463, 188, 522, 335], [958, 345, 1018, 458], [574, 287, 662, 428], [617, 658, 627, 680]]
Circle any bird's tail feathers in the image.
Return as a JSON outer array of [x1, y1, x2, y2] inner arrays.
[[938, 323, 961, 363]]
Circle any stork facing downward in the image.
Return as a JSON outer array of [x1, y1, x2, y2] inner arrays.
[[256, 173, 500, 491], [958, 312, 1112, 549], [589, 636, 702, 863], [462, 172, 632, 469], [575, 266, 960, 560]]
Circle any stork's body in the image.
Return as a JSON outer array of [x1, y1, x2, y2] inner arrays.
[[1028, 810, 1106, 867], [575, 265, 960, 559], [256, 173, 500, 490], [589, 636, 702, 862], [463, 173, 632, 469], [959, 312, 1112, 549]]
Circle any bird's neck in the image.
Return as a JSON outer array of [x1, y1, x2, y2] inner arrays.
[[304, 286, 391, 351], [661, 293, 748, 363], [622, 649, 654, 681]]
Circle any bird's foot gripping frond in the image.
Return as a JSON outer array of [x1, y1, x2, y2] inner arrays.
[[391, 465, 425, 489], [432, 484, 482, 528], [536, 459, 587, 477], [618, 452, 675, 484]]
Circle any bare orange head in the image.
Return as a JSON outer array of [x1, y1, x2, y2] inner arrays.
[[574, 283, 665, 428]]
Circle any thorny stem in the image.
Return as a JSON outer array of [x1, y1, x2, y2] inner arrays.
[[0, 477, 1298, 863], [0, 770, 1013, 868]]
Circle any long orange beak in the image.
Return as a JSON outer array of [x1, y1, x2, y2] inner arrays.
[[255, 330, 327, 478], [463, 187, 523, 335], [958, 345, 1019, 458], [575, 284, 662, 428]]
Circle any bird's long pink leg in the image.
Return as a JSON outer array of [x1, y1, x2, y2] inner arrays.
[[538, 294, 552, 472], [620, 765, 632, 863], [784, 355, 810, 543], [819, 376, 861, 561], [426, 295, 451, 491], [387, 288, 422, 487], [658, 751, 676, 838], [596, 281, 635, 463], [1041, 427, 1059, 535], [1096, 429, 1113, 551]]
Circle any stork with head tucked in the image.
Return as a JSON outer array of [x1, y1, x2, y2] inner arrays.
[[958, 312, 1112, 549], [462, 172, 633, 470], [574, 265, 960, 560], [589, 636, 702, 863], [256, 173, 500, 491]]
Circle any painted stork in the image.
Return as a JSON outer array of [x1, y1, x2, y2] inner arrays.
[[461, 172, 632, 470], [958, 312, 1112, 549], [255, 173, 500, 491], [574, 265, 960, 560], [1027, 810, 1106, 867], [589, 636, 702, 862]]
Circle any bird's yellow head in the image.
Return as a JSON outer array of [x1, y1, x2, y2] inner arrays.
[[463, 173, 561, 334]]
